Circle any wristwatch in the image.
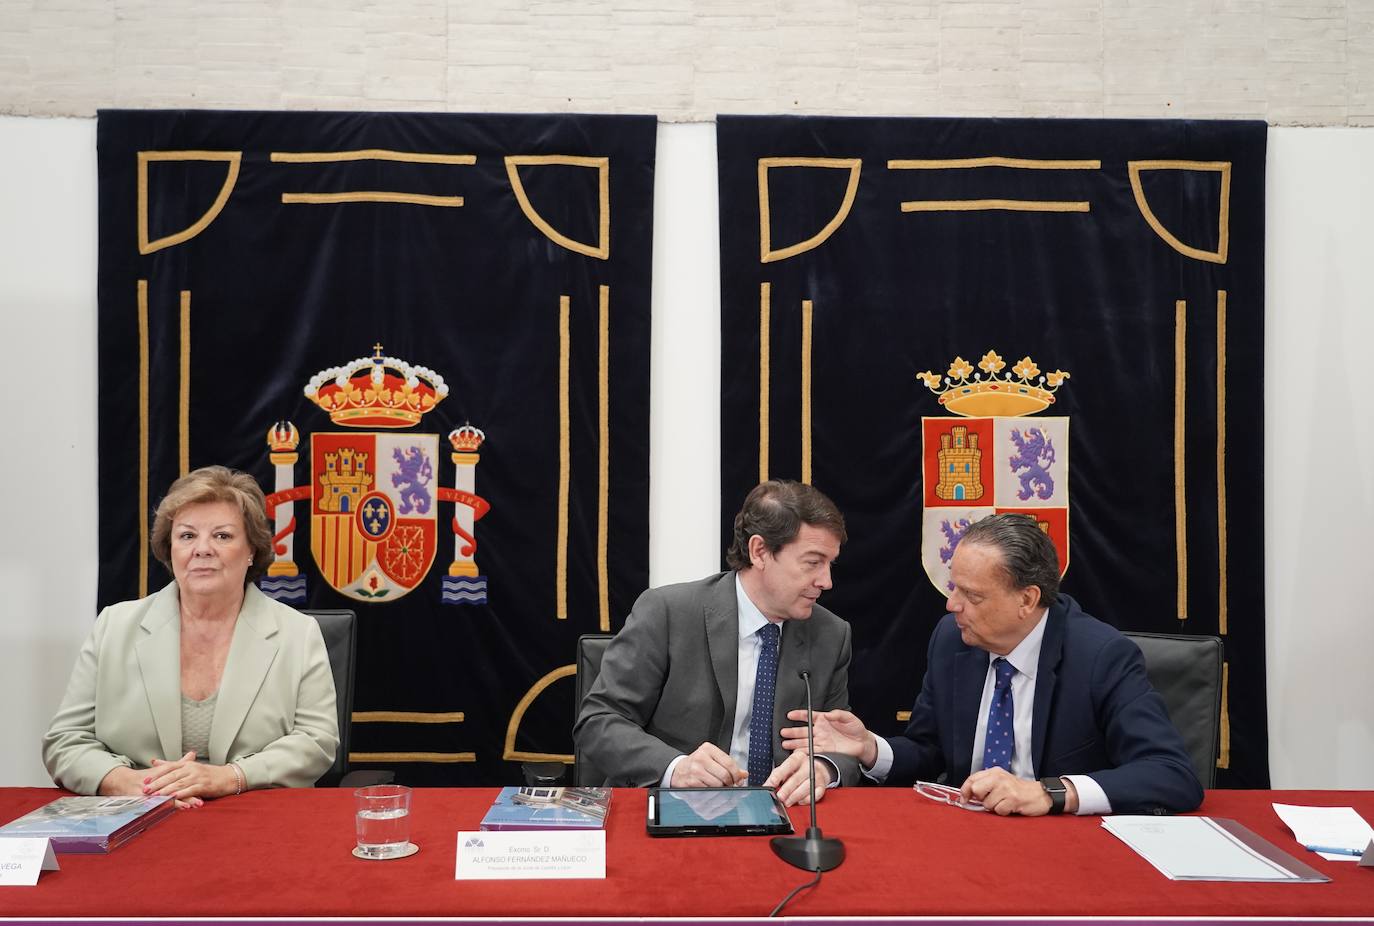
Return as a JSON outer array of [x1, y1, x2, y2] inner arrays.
[[1040, 776, 1067, 815]]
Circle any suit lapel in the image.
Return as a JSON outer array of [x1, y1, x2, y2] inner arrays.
[[703, 575, 739, 751], [134, 584, 184, 762], [209, 586, 279, 763], [1031, 602, 1066, 775], [952, 647, 986, 779]]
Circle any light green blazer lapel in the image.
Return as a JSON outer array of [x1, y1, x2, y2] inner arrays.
[[209, 585, 280, 764], [134, 583, 184, 762]]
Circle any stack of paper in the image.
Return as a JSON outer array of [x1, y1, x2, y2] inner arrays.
[[1101, 816, 1329, 882]]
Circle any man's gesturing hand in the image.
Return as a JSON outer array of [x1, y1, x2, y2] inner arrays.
[[780, 708, 878, 768], [671, 742, 748, 788], [763, 749, 832, 806]]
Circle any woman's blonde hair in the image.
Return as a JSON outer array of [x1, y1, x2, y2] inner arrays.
[[150, 465, 273, 585]]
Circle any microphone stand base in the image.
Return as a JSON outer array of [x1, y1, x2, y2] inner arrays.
[[771, 830, 845, 872]]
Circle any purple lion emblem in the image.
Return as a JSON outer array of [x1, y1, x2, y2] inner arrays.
[[1008, 427, 1056, 501], [938, 517, 973, 592], [391, 446, 433, 515]]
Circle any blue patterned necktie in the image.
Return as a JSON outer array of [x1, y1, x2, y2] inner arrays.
[[982, 657, 1016, 772], [747, 622, 781, 786]]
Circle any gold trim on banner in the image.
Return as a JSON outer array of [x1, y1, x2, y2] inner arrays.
[[801, 299, 813, 485], [352, 711, 466, 724], [1216, 290, 1229, 637], [759, 282, 771, 483], [900, 199, 1089, 213], [179, 291, 190, 477], [888, 157, 1101, 170], [505, 155, 611, 260], [138, 280, 150, 599], [504, 664, 576, 764], [281, 192, 464, 207], [598, 284, 611, 632], [349, 752, 476, 764], [557, 295, 571, 621], [1127, 160, 1231, 264], [1218, 661, 1231, 769], [271, 150, 477, 165], [137, 151, 242, 255], [1175, 299, 1187, 622], [758, 157, 862, 263]]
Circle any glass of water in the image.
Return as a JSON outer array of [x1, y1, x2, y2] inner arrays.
[[354, 784, 413, 859]]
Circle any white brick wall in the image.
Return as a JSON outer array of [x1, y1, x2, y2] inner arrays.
[[0, 0, 1370, 123]]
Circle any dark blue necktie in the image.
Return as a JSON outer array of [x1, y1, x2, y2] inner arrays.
[[747, 622, 781, 786], [982, 657, 1016, 772]]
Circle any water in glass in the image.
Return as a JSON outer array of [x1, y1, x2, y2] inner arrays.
[[354, 784, 412, 858]]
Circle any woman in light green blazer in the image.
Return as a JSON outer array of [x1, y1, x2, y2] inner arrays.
[[43, 466, 338, 807]]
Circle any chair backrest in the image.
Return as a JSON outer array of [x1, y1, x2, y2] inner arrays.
[[573, 633, 614, 787], [303, 609, 357, 787], [1122, 631, 1223, 789]]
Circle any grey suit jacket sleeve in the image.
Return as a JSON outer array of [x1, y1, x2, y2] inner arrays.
[[813, 620, 861, 787], [573, 584, 689, 786]]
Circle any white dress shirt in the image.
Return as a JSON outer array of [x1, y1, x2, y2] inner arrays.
[[864, 608, 1111, 815]]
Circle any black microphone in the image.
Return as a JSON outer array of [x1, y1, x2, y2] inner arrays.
[[771, 668, 845, 872]]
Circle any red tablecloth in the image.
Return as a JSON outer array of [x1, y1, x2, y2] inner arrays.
[[0, 787, 1370, 918]]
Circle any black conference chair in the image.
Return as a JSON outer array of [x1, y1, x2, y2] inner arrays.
[[572, 633, 614, 787], [304, 609, 393, 789], [1123, 630, 1223, 789], [519, 632, 615, 787]]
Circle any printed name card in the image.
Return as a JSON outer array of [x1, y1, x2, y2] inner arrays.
[[0, 838, 59, 886], [455, 830, 605, 880]]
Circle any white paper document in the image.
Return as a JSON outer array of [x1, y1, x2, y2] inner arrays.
[[1101, 816, 1327, 882], [1272, 803, 1374, 862]]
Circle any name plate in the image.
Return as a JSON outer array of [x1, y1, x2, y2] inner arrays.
[[0, 838, 59, 886], [455, 830, 605, 880]]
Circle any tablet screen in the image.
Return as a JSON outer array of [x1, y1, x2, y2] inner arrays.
[[647, 787, 794, 836]]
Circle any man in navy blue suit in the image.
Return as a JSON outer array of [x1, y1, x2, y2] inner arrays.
[[781, 513, 1203, 816]]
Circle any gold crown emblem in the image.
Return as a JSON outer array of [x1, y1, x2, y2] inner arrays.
[[918, 350, 1069, 418], [266, 420, 300, 452], [304, 343, 448, 429], [448, 424, 486, 452]]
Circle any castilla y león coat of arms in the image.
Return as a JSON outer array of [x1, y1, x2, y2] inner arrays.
[[919, 350, 1071, 594], [257, 345, 491, 605]]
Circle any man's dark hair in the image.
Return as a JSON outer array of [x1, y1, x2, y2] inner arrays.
[[958, 513, 1060, 606], [725, 480, 847, 570]]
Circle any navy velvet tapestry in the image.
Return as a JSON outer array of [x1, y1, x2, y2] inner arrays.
[[717, 116, 1267, 787], [97, 109, 655, 784]]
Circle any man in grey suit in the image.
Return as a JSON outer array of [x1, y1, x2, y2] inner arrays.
[[574, 480, 858, 805]]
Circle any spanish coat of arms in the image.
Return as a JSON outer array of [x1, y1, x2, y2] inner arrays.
[[258, 345, 490, 605]]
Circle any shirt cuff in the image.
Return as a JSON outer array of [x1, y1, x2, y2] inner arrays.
[[1065, 774, 1112, 815], [817, 755, 841, 789], [662, 754, 686, 788], [862, 736, 894, 784]]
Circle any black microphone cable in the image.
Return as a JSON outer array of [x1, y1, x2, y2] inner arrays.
[[769, 868, 822, 916]]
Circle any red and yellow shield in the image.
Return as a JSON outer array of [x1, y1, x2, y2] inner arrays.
[[311, 432, 439, 601]]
